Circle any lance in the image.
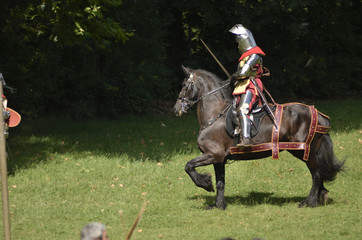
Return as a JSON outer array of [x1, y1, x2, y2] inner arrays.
[[200, 39, 278, 129], [201, 39, 231, 78]]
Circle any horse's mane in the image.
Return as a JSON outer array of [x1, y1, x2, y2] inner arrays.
[[195, 69, 232, 102]]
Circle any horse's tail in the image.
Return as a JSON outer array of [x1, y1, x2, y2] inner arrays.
[[317, 134, 344, 182]]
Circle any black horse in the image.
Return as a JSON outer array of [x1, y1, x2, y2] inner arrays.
[[173, 66, 344, 209]]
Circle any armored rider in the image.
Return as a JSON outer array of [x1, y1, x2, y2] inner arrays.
[[229, 24, 266, 148]]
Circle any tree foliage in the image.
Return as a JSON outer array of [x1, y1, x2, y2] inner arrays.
[[0, 0, 360, 118]]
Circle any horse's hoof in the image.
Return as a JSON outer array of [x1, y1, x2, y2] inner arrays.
[[205, 183, 214, 192], [205, 204, 226, 210], [200, 174, 214, 192], [298, 200, 319, 208], [215, 199, 226, 210], [215, 204, 226, 210], [298, 201, 306, 208]]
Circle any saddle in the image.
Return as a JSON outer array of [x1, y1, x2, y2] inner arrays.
[[225, 104, 276, 138]]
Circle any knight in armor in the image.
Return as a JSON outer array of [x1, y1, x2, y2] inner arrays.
[[229, 24, 266, 148]]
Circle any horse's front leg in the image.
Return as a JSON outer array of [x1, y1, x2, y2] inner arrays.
[[214, 163, 226, 209], [185, 153, 215, 192]]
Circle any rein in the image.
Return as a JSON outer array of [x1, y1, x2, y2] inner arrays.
[[178, 78, 232, 132], [199, 102, 232, 132], [196, 80, 231, 103], [178, 79, 231, 111]]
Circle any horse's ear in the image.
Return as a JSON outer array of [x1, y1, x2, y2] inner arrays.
[[182, 65, 191, 76]]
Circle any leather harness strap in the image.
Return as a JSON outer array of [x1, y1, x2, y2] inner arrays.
[[303, 105, 318, 160], [230, 103, 331, 161], [230, 142, 307, 154], [272, 104, 283, 159], [316, 125, 330, 134]]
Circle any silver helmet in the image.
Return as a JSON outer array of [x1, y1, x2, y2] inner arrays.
[[229, 24, 257, 54]]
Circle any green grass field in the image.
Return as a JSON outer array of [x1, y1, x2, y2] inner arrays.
[[1, 99, 361, 239]]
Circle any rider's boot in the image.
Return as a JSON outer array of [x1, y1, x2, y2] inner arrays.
[[237, 112, 252, 148], [237, 90, 253, 148]]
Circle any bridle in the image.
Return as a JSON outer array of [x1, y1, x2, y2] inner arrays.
[[177, 74, 232, 131], [178, 74, 231, 112], [177, 77, 195, 113]]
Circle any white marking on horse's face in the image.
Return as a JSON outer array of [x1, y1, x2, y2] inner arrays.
[[187, 73, 193, 82]]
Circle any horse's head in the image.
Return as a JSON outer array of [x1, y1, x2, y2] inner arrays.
[[173, 66, 200, 116]]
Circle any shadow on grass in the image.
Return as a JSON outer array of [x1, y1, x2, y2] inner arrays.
[[6, 113, 200, 174], [189, 191, 334, 207]]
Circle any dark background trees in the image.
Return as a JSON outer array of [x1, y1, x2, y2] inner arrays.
[[1, 0, 361, 119]]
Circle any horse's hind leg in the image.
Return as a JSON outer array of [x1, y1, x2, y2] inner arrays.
[[299, 133, 344, 207], [289, 150, 326, 208], [185, 154, 215, 192], [214, 163, 226, 209], [299, 161, 324, 208]]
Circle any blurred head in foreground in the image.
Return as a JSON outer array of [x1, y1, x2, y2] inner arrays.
[[80, 222, 109, 240]]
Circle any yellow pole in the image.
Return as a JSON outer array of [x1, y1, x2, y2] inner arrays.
[[0, 82, 11, 240], [200, 39, 231, 78]]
